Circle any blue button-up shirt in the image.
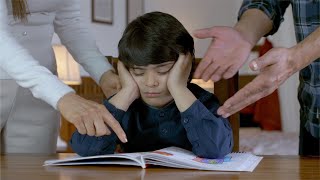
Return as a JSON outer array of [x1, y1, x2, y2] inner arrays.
[[70, 83, 234, 159], [239, 0, 320, 138]]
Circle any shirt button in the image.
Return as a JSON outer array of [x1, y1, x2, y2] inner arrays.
[[159, 112, 165, 117], [162, 129, 168, 134], [183, 118, 189, 124], [22, 31, 27, 36]]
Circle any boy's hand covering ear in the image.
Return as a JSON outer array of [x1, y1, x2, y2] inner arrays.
[[100, 70, 121, 98], [167, 54, 192, 92], [117, 61, 140, 100]]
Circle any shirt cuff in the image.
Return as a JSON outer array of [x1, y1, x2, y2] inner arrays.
[[70, 131, 117, 156], [47, 81, 75, 109], [103, 99, 126, 122], [180, 100, 207, 143]]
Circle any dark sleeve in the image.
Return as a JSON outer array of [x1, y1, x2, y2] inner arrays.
[[103, 99, 127, 123], [180, 98, 233, 159], [69, 132, 117, 156], [238, 0, 291, 36], [69, 99, 126, 156]]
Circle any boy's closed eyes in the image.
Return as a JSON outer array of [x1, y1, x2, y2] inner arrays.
[[130, 62, 175, 76]]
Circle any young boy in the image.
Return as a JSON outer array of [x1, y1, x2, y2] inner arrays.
[[70, 12, 233, 158]]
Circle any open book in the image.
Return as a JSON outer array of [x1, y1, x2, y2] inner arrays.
[[44, 147, 262, 172]]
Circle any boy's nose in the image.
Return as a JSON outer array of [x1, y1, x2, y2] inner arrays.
[[145, 73, 159, 87]]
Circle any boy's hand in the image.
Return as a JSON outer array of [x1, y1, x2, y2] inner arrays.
[[99, 70, 121, 98], [167, 54, 192, 93], [108, 61, 139, 111], [117, 61, 140, 100], [167, 54, 196, 112]]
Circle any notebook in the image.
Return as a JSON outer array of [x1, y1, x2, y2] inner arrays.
[[44, 146, 262, 172]]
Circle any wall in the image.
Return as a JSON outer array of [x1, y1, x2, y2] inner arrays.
[[127, 0, 144, 23], [144, 0, 240, 58]]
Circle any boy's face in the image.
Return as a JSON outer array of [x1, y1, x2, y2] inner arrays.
[[129, 61, 175, 108]]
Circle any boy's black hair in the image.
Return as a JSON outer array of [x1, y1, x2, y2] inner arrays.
[[118, 11, 195, 69]]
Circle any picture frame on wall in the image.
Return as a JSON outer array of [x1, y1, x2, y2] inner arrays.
[[92, 0, 113, 24]]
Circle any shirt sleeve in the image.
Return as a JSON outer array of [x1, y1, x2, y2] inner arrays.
[[103, 99, 127, 122], [238, 0, 291, 36], [69, 99, 126, 156], [70, 131, 117, 156], [53, 0, 113, 84], [0, 0, 74, 109], [180, 99, 233, 158]]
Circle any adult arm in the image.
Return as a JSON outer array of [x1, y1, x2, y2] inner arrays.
[[193, 9, 273, 82], [0, 1, 127, 142], [70, 101, 127, 156], [216, 0, 318, 117], [0, 0, 73, 108], [193, 0, 290, 81], [218, 27, 320, 117], [53, 0, 128, 140], [53, 0, 120, 97]]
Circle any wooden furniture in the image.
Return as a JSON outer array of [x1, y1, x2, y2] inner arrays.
[[60, 57, 239, 152], [1, 154, 319, 180]]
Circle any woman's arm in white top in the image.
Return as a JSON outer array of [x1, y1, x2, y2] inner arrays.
[[0, 0, 74, 109], [53, 0, 113, 84]]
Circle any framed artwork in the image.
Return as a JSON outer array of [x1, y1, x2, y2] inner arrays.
[[92, 0, 113, 24]]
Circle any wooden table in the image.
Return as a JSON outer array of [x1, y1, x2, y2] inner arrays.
[[1, 154, 319, 180]]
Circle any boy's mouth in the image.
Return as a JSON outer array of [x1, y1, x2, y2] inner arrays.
[[144, 92, 161, 98]]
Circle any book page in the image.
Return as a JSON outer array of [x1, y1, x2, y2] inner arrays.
[[143, 147, 262, 172], [44, 152, 146, 168]]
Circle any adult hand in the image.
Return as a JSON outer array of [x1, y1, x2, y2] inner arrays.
[[100, 69, 121, 98], [217, 47, 296, 118], [193, 26, 252, 82], [167, 54, 192, 92], [57, 92, 127, 142]]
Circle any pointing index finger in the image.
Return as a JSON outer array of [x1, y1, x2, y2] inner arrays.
[[100, 107, 127, 143]]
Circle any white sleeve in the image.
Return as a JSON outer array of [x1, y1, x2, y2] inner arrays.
[[0, 1, 74, 109], [53, 0, 113, 84]]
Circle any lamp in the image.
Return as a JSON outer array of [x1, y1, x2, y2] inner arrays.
[[52, 45, 81, 85]]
